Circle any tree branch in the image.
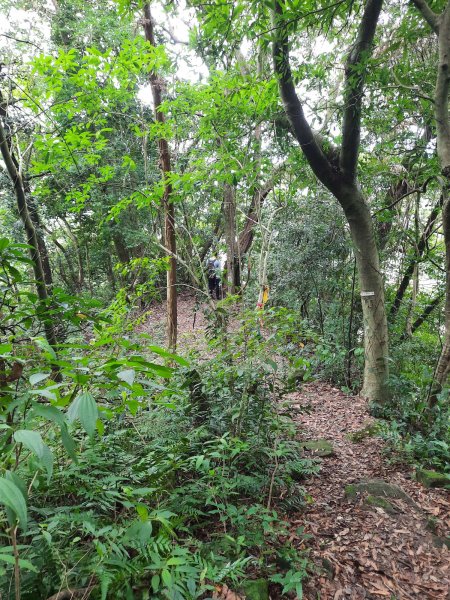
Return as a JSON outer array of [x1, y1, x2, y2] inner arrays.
[[340, 0, 384, 180], [400, 293, 444, 339], [390, 194, 443, 320], [410, 0, 440, 33], [238, 177, 276, 255], [272, 0, 337, 192]]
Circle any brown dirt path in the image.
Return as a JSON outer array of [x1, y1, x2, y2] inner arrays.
[[292, 383, 450, 599], [141, 295, 450, 599], [136, 293, 209, 354]]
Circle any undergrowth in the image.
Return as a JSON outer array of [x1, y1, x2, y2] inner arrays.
[[0, 257, 316, 600]]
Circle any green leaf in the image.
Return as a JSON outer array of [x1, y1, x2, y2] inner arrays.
[[14, 430, 53, 481], [151, 574, 160, 593], [117, 369, 135, 386], [67, 392, 98, 437], [161, 568, 172, 587], [0, 553, 38, 572], [5, 472, 27, 500], [29, 373, 51, 385], [30, 404, 65, 425], [33, 338, 57, 359], [0, 238, 10, 251], [60, 423, 77, 461], [29, 388, 58, 401], [148, 346, 189, 367], [0, 478, 27, 529], [125, 520, 152, 544]]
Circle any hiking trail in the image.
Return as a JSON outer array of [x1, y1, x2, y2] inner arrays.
[[142, 295, 450, 600]]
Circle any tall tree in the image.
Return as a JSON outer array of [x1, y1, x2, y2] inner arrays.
[[411, 0, 450, 400], [273, 0, 389, 403], [142, 4, 177, 350], [0, 111, 58, 350]]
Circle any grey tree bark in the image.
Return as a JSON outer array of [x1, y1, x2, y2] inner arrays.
[[273, 0, 390, 403], [412, 0, 450, 400]]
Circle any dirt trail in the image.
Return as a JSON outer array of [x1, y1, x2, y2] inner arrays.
[[293, 383, 449, 599], [144, 295, 450, 599]]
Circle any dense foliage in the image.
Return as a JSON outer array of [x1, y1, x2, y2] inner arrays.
[[0, 0, 449, 597]]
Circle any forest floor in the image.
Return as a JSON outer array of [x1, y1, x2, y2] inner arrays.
[[141, 295, 450, 600]]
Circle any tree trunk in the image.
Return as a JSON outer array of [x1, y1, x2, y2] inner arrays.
[[402, 293, 443, 338], [273, 0, 389, 403], [224, 182, 238, 295], [60, 217, 84, 289], [111, 230, 131, 264], [0, 117, 58, 350], [238, 178, 276, 255], [432, 192, 450, 396], [340, 185, 390, 403], [432, 6, 450, 396], [143, 3, 177, 350], [27, 197, 53, 289], [199, 199, 224, 264], [43, 224, 79, 292], [412, 0, 450, 399], [390, 195, 442, 320]]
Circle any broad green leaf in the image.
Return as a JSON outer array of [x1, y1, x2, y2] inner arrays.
[[29, 388, 57, 401], [125, 520, 152, 544], [30, 404, 65, 426], [117, 369, 135, 386], [0, 478, 27, 529], [14, 430, 53, 481], [5, 472, 27, 500], [151, 574, 160, 592], [0, 238, 10, 251], [14, 430, 45, 457], [68, 392, 98, 438], [0, 553, 38, 572], [33, 338, 57, 359], [148, 346, 189, 367], [60, 423, 77, 461], [161, 569, 172, 587], [29, 373, 51, 385]]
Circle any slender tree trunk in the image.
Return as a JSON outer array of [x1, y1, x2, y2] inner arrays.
[[405, 264, 419, 336], [432, 191, 450, 395], [143, 4, 177, 350], [111, 230, 131, 264], [43, 224, 79, 292], [340, 185, 390, 403], [199, 199, 224, 264], [412, 0, 450, 399], [60, 217, 84, 289], [27, 197, 53, 289], [401, 293, 444, 339], [85, 243, 93, 296], [105, 248, 117, 293], [224, 182, 238, 295], [390, 195, 442, 320], [238, 178, 277, 255], [432, 6, 450, 396], [0, 118, 58, 349]]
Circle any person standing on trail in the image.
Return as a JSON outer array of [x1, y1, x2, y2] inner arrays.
[[206, 256, 221, 300]]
